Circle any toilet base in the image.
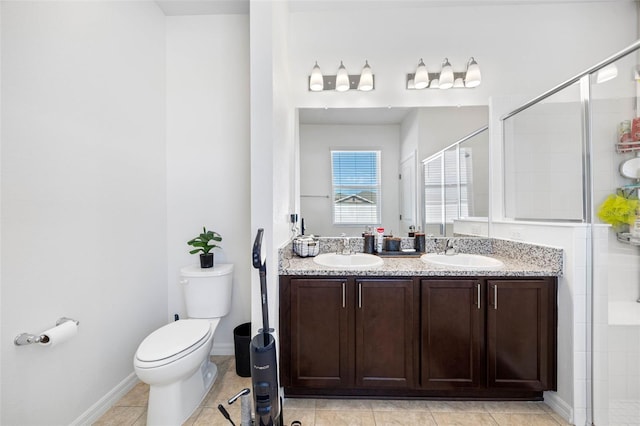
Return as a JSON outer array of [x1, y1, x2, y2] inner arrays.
[[146, 358, 218, 426]]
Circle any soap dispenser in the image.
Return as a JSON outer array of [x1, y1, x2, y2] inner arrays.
[[363, 226, 375, 254], [414, 226, 426, 252]]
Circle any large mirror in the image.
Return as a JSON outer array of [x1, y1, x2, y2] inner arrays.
[[298, 106, 489, 238]]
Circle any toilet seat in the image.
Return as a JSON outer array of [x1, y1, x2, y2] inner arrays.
[[135, 319, 215, 369]]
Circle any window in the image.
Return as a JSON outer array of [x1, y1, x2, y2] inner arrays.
[[331, 150, 381, 225]]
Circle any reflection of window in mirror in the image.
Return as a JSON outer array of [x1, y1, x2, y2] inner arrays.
[[331, 150, 381, 225], [424, 147, 474, 235]]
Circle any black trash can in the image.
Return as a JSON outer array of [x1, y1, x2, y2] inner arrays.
[[233, 322, 252, 377]]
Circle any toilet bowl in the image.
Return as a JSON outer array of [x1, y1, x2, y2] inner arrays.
[[134, 263, 234, 426]]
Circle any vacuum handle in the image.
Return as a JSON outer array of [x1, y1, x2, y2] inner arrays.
[[253, 228, 270, 338], [252, 228, 265, 270]]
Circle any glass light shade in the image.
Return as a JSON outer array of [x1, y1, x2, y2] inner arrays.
[[430, 78, 440, 89], [439, 58, 454, 89], [309, 61, 324, 91], [464, 57, 481, 88], [596, 63, 618, 84], [414, 59, 430, 90], [358, 60, 374, 91], [453, 77, 464, 88], [336, 61, 350, 92]]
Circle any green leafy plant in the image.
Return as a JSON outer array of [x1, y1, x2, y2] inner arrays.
[[187, 227, 222, 255], [597, 194, 638, 230]]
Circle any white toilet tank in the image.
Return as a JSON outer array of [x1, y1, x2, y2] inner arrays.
[[180, 263, 234, 319]]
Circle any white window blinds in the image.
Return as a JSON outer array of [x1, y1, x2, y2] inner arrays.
[[331, 150, 381, 225]]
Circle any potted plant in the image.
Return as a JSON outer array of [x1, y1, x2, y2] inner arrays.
[[187, 227, 222, 268]]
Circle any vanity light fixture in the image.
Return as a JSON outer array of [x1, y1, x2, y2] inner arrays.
[[406, 57, 482, 89], [308, 60, 375, 92]]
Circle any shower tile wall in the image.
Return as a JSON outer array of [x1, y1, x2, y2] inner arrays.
[[608, 326, 640, 401]]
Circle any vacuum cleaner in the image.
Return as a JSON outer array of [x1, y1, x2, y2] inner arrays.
[[251, 228, 283, 426]]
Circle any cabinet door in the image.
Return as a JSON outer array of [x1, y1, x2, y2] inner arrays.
[[420, 279, 484, 389], [290, 278, 350, 388], [486, 279, 556, 391], [355, 279, 415, 388]]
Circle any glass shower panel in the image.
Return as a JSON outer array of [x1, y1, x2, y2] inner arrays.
[[423, 127, 489, 236], [460, 129, 489, 218], [503, 84, 584, 221], [589, 51, 640, 426]]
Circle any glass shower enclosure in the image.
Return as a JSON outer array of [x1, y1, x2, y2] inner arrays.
[[502, 40, 640, 425]]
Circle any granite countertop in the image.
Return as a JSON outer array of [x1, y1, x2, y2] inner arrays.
[[279, 237, 563, 278]]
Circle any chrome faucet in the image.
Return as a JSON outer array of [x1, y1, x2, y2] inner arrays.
[[340, 233, 351, 255], [444, 239, 458, 256]]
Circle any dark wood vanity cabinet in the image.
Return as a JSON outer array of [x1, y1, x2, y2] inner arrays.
[[355, 279, 415, 389], [280, 277, 415, 392], [486, 279, 557, 391], [280, 275, 557, 398], [420, 279, 484, 390], [286, 278, 350, 389], [420, 278, 557, 393]]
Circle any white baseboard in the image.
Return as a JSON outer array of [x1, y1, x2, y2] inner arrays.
[[212, 342, 234, 356], [70, 372, 139, 426], [544, 391, 573, 424]]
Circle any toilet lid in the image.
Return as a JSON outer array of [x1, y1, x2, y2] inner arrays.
[[136, 320, 211, 362], [180, 263, 234, 278]]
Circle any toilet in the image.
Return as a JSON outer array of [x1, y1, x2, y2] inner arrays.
[[134, 263, 234, 426]]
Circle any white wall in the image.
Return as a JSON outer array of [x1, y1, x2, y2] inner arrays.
[[416, 107, 489, 161], [288, 2, 636, 110], [165, 14, 251, 353], [1, 2, 166, 424], [250, 0, 295, 336], [300, 124, 400, 236]]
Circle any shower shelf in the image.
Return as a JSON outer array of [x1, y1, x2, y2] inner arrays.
[[616, 141, 640, 154], [616, 186, 639, 199], [617, 232, 640, 246]]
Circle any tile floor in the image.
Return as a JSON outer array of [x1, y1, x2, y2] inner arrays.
[[94, 356, 573, 426]]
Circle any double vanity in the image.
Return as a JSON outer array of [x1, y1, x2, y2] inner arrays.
[[278, 237, 563, 400]]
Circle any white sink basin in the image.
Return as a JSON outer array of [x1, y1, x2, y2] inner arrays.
[[420, 253, 505, 270], [313, 253, 384, 269]]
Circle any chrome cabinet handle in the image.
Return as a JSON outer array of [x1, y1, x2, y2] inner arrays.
[[493, 284, 498, 310], [342, 282, 346, 308], [358, 283, 362, 308], [477, 283, 481, 310]]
